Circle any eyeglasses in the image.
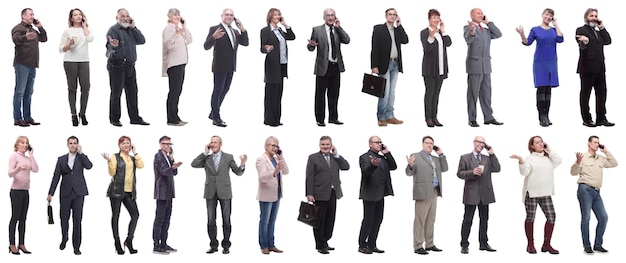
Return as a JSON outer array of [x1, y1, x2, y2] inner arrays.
[[160, 142, 173, 145], [370, 141, 383, 144], [473, 140, 486, 145], [325, 14, 336, 17], [269, 144, 279, 148]]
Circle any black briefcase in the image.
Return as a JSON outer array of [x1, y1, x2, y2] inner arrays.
[[47, 202, 54, 224], [362, 73, 386, 98], [297, 201, 319, 227]]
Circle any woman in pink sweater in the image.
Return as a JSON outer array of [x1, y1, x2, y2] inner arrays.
[[8, 136, 38, 255]]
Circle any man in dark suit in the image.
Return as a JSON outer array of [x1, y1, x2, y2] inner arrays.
[[456, 136, 501, 254], [47, 136, 93, 255], [152, 136, 182, 254], [370, 8, 408, 127], [575, 8, 613, 127], [405, 136, 448, 254], [306, 8, 350, 127], [305, 136, 350, 254], [204, 8, 249, 127], [191, 135, 247, 254], [357, 136, 397, 254], [463, 8, 503, 127]]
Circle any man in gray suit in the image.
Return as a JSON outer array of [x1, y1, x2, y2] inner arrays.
[[307, 8, 350, 127], [306, 136, 350, 254], [191, 135, 247, 254], [463, 8, 503, 127], [405, 136, 448, 255], [457, 136, 501, 254]]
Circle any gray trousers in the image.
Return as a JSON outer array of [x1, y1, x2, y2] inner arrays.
[[63, 62, 90, 115], [467, 73, 494, 122]]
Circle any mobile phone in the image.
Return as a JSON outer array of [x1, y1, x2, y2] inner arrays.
[[599, 144, 605, 149], [543, 143, 548, 148], [482, 16, 486, 21], [279, 17, 283, 22], [28, 146, 33, 151], [276, 148, 283, 155], [131, 145, 135, 151], [33, 18, 39, 24], [433, 145, 439, 151], [381, 144, 387, 150], [129, 19, 134, 24], [181, 19, 185, 24], [484, 144, 492, 150]]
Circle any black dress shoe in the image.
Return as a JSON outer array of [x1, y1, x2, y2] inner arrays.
[[329, 120, 344, 125], [14, 120, 30, 127], [26, 119, 40, 125], [110, 121, 123, 127], [461, 246, 469, 254], [317, 122, 326, 127], [596, 120, 615, 127], [317, 248, 329, 254], [484, 119, 503, 125], [326, 247, 335, 251], [468, 121, 479, 127], [74, 249, 82, 255], [584, 247, 594, 254], [206, 247, 218, 254], [414, 248, 429, 255], [479, 244, 497, 252], [582, 121, 596, 127], [130, 120, 150, 125], [425, 246, 442, 252], [593, 246, 608, 252], [222, 248, 230, 254], [370, 247, 385, 253], [213, 119, 227, 127], [60, 239, 68, 250], [358, 247, 372, 254]]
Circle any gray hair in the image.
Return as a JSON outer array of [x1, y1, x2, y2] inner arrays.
[[167, 8, 180, 17]]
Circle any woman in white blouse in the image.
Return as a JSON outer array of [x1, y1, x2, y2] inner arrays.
[[59, 8, 93, 126], [510, 136, 561, 254], [162, 8, 192, 126]]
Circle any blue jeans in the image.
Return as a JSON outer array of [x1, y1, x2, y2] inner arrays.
[[577, 183, 608, 248], [377, 60, 398, 120], [13, 64, 37, 122], [258, 199, 280, 249]]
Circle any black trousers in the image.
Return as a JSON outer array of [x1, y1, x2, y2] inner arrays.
[[59, 190, 85, 249], [579, 72, 608, 122], [206, 196, 232, 249], [210, 71, 234, 121], [358, 198, 384, 249], [152, 199, 172, 246], [63, 62, 90, 115], [314, 63, 341, 122], [264, 64, 287, 126], [9, 189, 29, 245], [166, 64, 186, 124], [107, 59, 142, 123], [460, 203, 489, 247], [423, 75, 444, 120], [110, 193, 140, 240], [312, 190, 337, 249]]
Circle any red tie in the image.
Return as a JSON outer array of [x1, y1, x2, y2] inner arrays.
[[479, 26, 483, 32]]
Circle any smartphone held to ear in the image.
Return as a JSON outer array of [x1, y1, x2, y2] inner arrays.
[[276, 148, 282, 155], [484, 144, 492, 150], [28, 146, 33, 151], [433, 145, 440, 151], [599, 144, 605, 149]]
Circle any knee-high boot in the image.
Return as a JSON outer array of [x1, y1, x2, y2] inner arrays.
[[525, 221, 536, 254], [541, 222, 559, 254], [545, 92, 552, 125]]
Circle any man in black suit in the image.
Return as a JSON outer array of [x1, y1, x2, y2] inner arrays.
[[575, 8, 613, 127], [47, 136, 93, 255], [204, 8, 249, 127], [456, 136, 501, 254], [305, 136, 350, 254], [306, 8, 350, 127], [357, 136, 397, 254], [152, 136, 182, 254], [370, 8, 409, 127]]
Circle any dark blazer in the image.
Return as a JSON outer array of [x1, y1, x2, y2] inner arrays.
[[204, 23, 249, 73], [305, 152, 350, 201], [405, 151, 448, 200], [420, 27, 451, 78], [48, 153, 93, 197], [359, 150, 397, 201], [260, 25, 296, 84], [191, 151, 244, 200], [456, 152, 501, 205], [576, 24, 611, 73], [370, 23, 409, 74], [306, 24, 350, 75], [153, 151, 178, 200], [463, 22, 502, 74]]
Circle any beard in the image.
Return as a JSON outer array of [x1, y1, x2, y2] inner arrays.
[[587, 21, 598, 27], [119, 21, 131, 28]]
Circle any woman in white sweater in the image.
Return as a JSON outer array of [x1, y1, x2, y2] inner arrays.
[[59, 8, 94, 126], [510, 135, 561, 254]]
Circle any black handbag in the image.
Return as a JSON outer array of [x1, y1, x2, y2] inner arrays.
[[47, 202, 54, 224], [361, 73, 386, 98], [297, 201, 320, 227]]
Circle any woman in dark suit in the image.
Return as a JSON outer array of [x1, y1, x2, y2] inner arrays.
[[101, 136, 144, 254], [420, 9, 451, 127], [8, 136, 38, 255], [260, 8, 295, 127]]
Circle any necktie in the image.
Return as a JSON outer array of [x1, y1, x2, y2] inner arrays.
[[330, 26, 337, 60], [324, 154, 331, 166], [228, 25, 236, 47], [213, 154, 219, 171], [475, 154, 481, 164]]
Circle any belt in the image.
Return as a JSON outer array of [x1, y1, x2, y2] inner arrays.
[[108, 57, 129, 62], [580, 183, 600, 191], [328, 61, 338, 65]]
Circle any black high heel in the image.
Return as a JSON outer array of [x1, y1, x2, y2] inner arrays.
[[72, 115, 79, 126], [18, 245, 31, 254], [114, 239, 125, 255], [124, 237, 137, 254], [8, 246, 20, 255], [79, 114, 88, 125]]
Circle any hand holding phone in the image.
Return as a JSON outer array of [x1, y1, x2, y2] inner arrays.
[[433, 145, 440, 151], [28, 146, 33, 151], [599, 144, 605, 149], [276, 148, 283, 155], [33, 18, 40, 25], [484, 144, 492, 150]]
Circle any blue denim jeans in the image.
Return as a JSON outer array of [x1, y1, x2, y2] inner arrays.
[[13, 64, 37, 122], [258, 199, 280, 249], [377, 60, 399, 120], [577, 183, 608, 248]]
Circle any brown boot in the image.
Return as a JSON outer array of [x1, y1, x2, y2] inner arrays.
[[541, 222, 559, 254], [525, 221, 536, 254]]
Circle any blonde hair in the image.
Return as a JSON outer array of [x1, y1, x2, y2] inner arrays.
[[14, 136, 29, 151]]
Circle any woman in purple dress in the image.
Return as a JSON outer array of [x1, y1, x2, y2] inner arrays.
[[516, 8, 563, 127]]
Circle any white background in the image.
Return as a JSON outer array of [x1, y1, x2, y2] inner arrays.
[[2, 0, 624, 262]]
